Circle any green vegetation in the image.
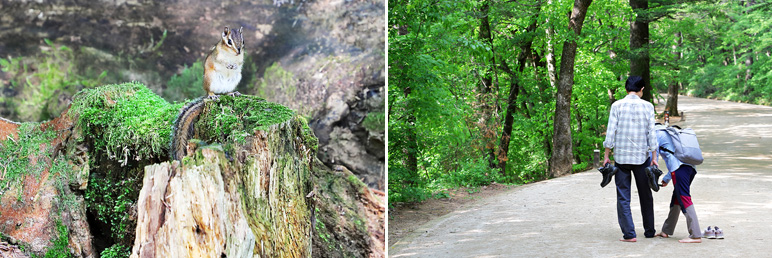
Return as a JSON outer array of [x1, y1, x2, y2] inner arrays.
[[68, 82, 181, 247], [162, 61, 205, 103], [44, 220, 73, 258], [84, 174, 138, 243], [100, 244, 130, 258], [297, 116, 319, 152], [0, 39, 108, 121], [362, 111, 385, 134], [195, 94, 295, 152], [653, 3, 772, 105], [314, 209, 337, 251], [0, 123, 57, 198], [389, 0, 772, 204], [256, 62, 297, 101], [69, 82, 182, 162]]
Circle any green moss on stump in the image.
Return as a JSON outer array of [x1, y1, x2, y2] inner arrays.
[[195, 94, 295, 147], [44, 220, 73, 258], [0, 122, 57, 198], [68, 82, 182, 162], [68, 82, 180, 248], [296, 116, 319, 153]]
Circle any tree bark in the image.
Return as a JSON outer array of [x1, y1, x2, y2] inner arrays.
[[497, 18, 536, 175], [549, 0, 593, 178], [630, 0, 652, 102], [478, 0, 498, 169], [545, 0, 558, 90], [404, 88, 419, 185], [498, 77, 519, 176], [666, 31, 681, 116]]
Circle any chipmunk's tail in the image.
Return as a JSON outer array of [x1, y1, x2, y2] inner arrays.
[[170, 97, 205, 160]]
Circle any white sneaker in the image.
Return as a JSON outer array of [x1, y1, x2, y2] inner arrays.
[[714, 226, 724, 239], [703, 226, 716, 239]]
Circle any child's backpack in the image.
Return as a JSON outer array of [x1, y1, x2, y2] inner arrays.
[[659, 125, 704, 165]]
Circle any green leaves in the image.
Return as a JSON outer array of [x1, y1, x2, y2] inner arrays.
[[390, 0, 772, 203], [654, 0, 772, 104]]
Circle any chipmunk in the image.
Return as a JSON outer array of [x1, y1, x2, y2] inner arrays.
[[204, 26, 245, 99], [170, 26, 245, 160]]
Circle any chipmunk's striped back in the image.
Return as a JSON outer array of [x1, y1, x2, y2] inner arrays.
[[170, 98, 205, 160]]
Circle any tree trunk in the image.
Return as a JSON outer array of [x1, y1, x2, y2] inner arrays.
[[545, 0, 558, 90], [498, 77, 520, 176], [497, 25, 535, 175], [608, 88, 617, 105], [630, 0, 652, 102], [549, 0, 593, 178], [404, 88, 419, 185], [478, 0, 499, 169], [666, 31, 682, 116]]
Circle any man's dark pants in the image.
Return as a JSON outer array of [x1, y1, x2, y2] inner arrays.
[[615, 158, 655, 239]]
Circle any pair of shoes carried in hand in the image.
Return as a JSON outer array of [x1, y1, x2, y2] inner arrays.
[[644, 165, 663, 192], [598, 163, 619, 188], [703, 226, 725, 239]]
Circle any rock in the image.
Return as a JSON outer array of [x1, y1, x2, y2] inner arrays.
[[312, 86, 385, 190], [0, 113, 95, 258], [324, 127, 384, 189], [0, 241, 30, 258], [311, 162, 385, 258], [0, 117, 19, 141]]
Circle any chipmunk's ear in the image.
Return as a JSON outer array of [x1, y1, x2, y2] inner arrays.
[[222, 26, 230, 38], [239, 26, 243, 34]]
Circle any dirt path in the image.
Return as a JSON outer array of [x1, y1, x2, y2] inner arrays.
[[389, 96, 772, 257], [388, 183, 516, 248]]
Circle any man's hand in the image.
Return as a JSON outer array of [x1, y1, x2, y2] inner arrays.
[[603, 157, 610, 166], [661, 181, 668, 187], [651, 159, 658, 167]]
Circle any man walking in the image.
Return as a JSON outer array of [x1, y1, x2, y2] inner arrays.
[[603, 75, 658, 242]]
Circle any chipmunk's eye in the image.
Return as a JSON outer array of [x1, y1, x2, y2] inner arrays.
[[228, 39, 232, 45]]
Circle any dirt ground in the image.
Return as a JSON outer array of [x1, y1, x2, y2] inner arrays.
[[389, 95, 772, 257], [388, 183, 515, 248]]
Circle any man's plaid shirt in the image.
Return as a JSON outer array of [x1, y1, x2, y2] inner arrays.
[[603, 94, 657, 165]]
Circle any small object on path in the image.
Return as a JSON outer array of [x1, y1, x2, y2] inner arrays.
[[715, 226, 724, 239], [703, 226, 716, 239]]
